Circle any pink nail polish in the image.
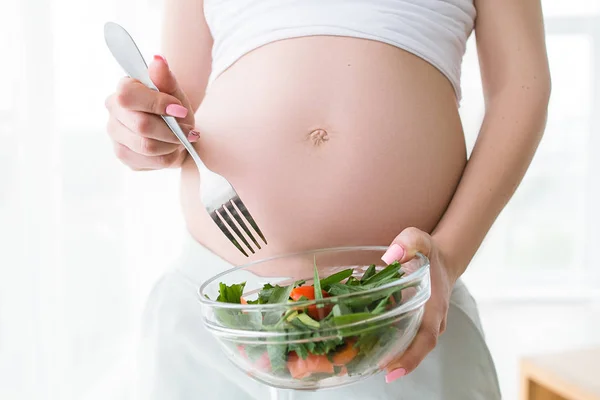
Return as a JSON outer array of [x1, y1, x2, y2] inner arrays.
[[385, 368, 407, 383], [166, 104, 188, 118], [382, 244, 404, 265], [153, 55, 168, 67], [187, 130, 200, 142]]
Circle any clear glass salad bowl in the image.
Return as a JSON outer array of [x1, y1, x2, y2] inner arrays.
[[198, 246, 431, 396]]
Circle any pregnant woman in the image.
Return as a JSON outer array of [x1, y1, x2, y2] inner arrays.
[[105, 0, 550, 398]]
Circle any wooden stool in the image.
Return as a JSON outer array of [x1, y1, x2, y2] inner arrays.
[[520, 347, 600, 400]]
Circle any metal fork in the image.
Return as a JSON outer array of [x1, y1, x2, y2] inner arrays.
[[104, 22, 266, 257]]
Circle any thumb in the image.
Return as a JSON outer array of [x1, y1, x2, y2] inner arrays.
[[382, 227, 432, 265], [149, 55, 194, 123]]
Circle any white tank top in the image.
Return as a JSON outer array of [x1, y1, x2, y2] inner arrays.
[[204, 0, 476, 101]]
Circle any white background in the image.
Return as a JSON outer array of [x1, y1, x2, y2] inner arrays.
[[0, 1, 599, 399]]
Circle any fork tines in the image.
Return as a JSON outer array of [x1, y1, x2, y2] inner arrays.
[[210, 197, 267, 257]]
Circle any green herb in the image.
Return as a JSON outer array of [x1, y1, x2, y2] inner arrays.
[[345, 276, 361, 286], [360, 264, 377, 282], [263, 284, 294, 325], [332, 303, 352, 317], [297, 313, 320, 329], [313, 256, 323, 303], [245, 344, 268, 362], [326, 283, 365, 296], [216, 282, 246, 303], [319, 268, 354, 288], [257, 283, 276, 303], [361, 261, 402, 285], [294, 279, 306, 287], [371, 295, 391, 315], [289, 342, 309, 359], [332, 313, 373, 326], [267, 338, 288, 374], [266, 285, 293, 304]]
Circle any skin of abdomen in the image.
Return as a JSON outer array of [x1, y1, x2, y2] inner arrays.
[[180, 36, 467, 265]]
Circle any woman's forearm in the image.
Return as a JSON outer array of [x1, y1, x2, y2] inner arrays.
[[432, 84, 551, 280]]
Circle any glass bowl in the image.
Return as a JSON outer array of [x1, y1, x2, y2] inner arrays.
[[198, 246, 430, 391]]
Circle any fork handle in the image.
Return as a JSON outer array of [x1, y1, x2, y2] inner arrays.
[[104, 22, 207, 171], [160, 115, 206, 170]]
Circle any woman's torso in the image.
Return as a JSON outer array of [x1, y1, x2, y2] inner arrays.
[[181, 36, 467, 265]]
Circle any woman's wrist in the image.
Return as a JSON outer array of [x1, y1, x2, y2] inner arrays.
[[431, 231, 469, 285]]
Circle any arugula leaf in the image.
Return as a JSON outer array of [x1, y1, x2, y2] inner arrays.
[[331, 303, 352, 317], [267, 285, 293, 304], [346, 276, 360, 286], [283, 323, 315, 360], [355, 333, 378, 350], [288, 343, 309, 359], [361, 261, 402, 285], [258, 283, 275, 303], [319, 269, 354, 288], [332, 313, 373, 326], [313, 256, 323, 302], [283, 318, 343, 360], [216, 282, 246, 303], [392, 290, 402, 304], [214, 282, 265, 330], [343, 287, 401, 311], [245, 344, 268, 362], [326, 283, 365, 296], [245, 310, 264, 330], [328, 272, 405, 297], [311, 335, 344, 355], [267, 339, 288, 374], [360, 264, 377, 282], [293, 279, 306, 287], [215, 309, 262, 330], [263, 284, 294, 325], [371, 296, 391, 315], [312, 256, 325, 315], [296, 313, 320, 329], [354, 332, 379, 356]]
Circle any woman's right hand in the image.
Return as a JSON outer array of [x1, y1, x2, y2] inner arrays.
[[105, 55, 200, 171]]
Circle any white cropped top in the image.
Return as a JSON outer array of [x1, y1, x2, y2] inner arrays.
[[204, 0, 476, 100]]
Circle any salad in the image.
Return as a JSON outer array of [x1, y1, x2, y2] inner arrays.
[[211, 260, 414, 380]]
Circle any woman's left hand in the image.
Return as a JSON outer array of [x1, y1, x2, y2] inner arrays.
[[380, 227, 459, 384]]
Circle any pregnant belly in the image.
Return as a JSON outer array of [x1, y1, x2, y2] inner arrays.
[[181, 36, 467, 265]]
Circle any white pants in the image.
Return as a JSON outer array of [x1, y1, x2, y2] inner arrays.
[[137, 233, 501, 400]]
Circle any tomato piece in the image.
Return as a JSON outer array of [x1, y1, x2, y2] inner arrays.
[[386, 295, 397, 311], [238, 345, 248, 359], [290, 286, 332, 320], [290, 286, 328, 301], [307, 304, 333, 320], [254, 351, 272, 372], [287, 351, 335, 379], [238, 345, 271, 372], [332, 339, 358, 366]]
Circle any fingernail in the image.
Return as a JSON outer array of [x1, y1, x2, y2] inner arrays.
[[385, 368, 407, 383], [166, 104, 188, 118], [187, 130, 200, 142], [382, 244, 404, 265], [153, 55, 168, 67]]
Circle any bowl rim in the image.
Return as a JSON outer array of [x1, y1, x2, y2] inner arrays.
[[197, 245, 430, 311]]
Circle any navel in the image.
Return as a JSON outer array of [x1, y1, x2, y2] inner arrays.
[[308, 129, 330, 146]]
